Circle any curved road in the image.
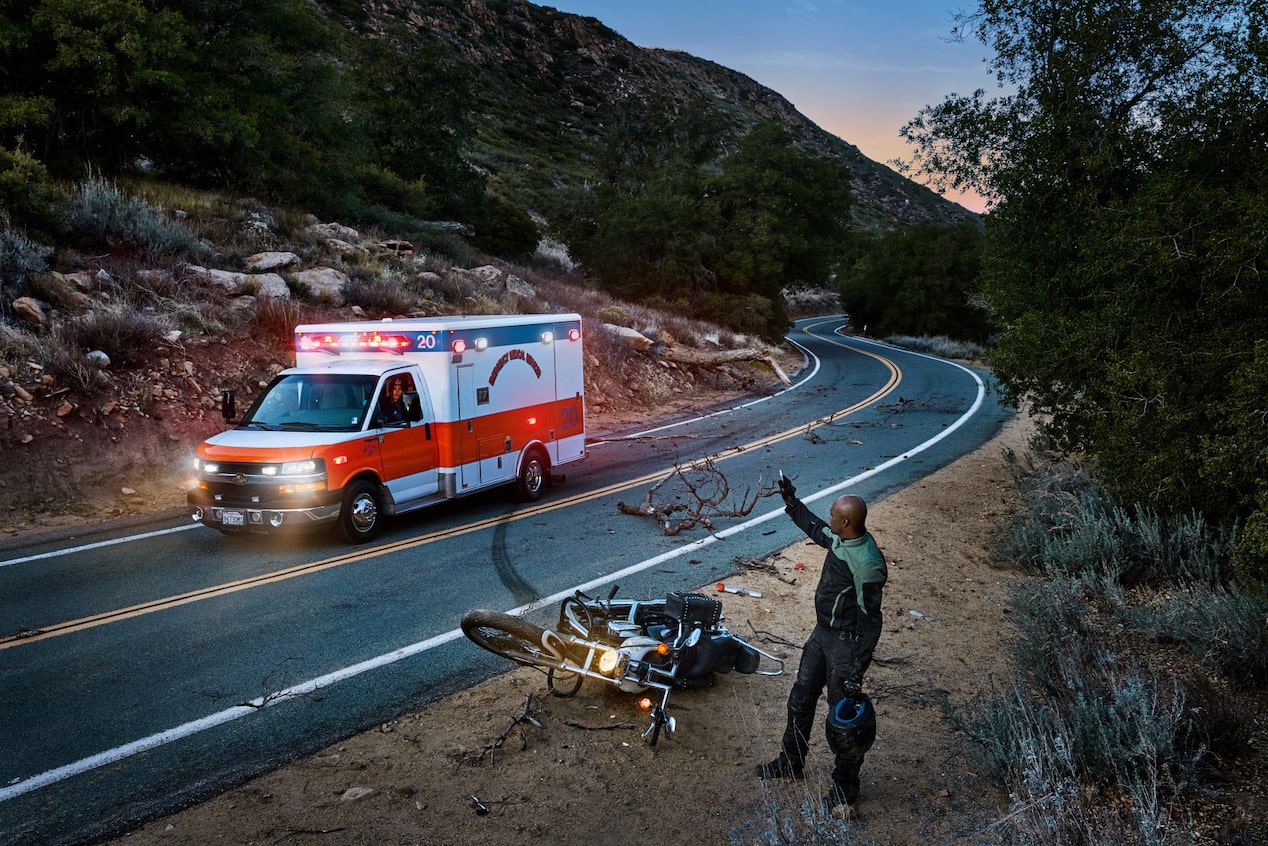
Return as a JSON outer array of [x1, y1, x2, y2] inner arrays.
[[0, 316, 1014, 845]]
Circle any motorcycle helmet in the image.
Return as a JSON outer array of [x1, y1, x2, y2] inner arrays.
[[825, 690, 876, 759]]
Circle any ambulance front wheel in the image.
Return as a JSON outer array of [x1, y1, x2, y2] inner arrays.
[[338, 480, 383, 543], [516, 450, 549, 502]]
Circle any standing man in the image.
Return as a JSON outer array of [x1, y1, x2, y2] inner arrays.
[[755, 476, 887, 817]]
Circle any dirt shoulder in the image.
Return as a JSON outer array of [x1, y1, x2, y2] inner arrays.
[[109, 409, 1031, 845]]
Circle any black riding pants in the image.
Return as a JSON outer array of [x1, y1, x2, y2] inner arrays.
[[779, 623, 867, 799]]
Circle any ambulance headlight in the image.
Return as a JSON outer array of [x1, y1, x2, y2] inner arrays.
[[277, 459, 322, 476], [194, 458, 220, 474]]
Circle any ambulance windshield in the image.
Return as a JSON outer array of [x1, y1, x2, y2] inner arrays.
[[241, 374, 378, 432]]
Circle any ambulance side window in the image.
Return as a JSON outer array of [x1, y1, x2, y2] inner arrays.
[[377, 373, 416, 426]]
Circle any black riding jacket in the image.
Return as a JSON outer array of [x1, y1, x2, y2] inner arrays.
[[786, 498, 887, 677]]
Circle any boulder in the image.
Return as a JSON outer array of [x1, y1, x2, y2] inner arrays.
[[187, 266, 246, 292], [31, 272, 90, 312], [505, 274, 536, 299], [307, 221, 360, 241], [249, 273, 291, 300], [12, 297, 45, 326], [244, 251, 299, 272], [293, 267, 349, 304], [602, 323, 653, 352]]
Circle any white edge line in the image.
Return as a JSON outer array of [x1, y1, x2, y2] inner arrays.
[[0, 523, 202, 568], [1, 330, 985, 804]]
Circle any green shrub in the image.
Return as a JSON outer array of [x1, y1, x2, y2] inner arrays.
[[345, 268, 417, 316], [1004, 454, 1235, 586], [471, 194, 539, 260], [0, 224, 50, 297], [1120, 585, 1268, 686], [1233, 503, 1268, 587], [250, 297, 309, 347], [0, 322, 38, 366], [884, 334, 987, 362], [597, 305, 627, 326], [0, 149, 65, 241], [1006, 574, 1098, 697], [65, 176, 209, 260], [697, 293, 778, 339], [55, 303, 175, 370], [963, 613, 1203, 845]]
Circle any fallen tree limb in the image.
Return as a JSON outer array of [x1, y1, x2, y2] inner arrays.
[[600, 324, 791, 386], [661, 345, 791, 386], [617, 458, 778, 535]]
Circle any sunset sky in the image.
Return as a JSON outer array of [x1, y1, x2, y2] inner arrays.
[[544, 1, 995, 212]]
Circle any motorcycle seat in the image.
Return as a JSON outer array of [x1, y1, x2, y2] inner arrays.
[[665, 591, 722, 628]]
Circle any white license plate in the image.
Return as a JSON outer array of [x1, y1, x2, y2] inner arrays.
[[221, 510, 245, 527]]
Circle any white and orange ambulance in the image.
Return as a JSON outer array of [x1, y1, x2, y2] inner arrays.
[[188, 314, 585, 543]]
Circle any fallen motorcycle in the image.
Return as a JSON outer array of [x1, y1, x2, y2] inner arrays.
[[461, 587, 784, 745]]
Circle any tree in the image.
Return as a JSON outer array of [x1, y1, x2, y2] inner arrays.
[[554, 114, 853, 339], [900, 0, 1268, 573], [711, 121, 853, 333], [839, 222, 988, 341]]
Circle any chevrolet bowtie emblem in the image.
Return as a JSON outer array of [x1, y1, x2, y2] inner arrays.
[[233, 473, 248, 485]]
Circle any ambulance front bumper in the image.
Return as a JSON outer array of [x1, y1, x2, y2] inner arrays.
[[188, 490, 342, 534]]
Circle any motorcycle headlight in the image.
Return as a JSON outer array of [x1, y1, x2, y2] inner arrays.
[[598, 648, 625, 676]]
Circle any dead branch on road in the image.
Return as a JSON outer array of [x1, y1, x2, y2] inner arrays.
[[478, 694, 543, 764], [617, 458, 778, 535]]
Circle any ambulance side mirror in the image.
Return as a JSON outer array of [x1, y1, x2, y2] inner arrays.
[[404, 391, 422, 423], [221, 390, 237, 422]]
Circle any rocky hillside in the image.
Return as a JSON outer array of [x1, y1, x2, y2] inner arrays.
[[355, 0, 974, 231], [0, 209, 815, 540]]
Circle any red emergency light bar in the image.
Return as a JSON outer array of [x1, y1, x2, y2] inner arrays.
[[357, 332, 411, 352], [297, 334, 342, 352], [297, 332, 412, 353]]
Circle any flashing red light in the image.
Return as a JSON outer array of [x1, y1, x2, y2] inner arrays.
[[568, 328, 580, 341], [638, 697, 653, 711], [452, 339, 467, 354], [358, 332, 411, 352], [298, 333, 342, 351], [527, 416, 537, 425], [656, 642, 670, 656]]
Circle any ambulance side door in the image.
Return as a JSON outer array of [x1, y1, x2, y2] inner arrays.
[[372, 368, 439, 504]]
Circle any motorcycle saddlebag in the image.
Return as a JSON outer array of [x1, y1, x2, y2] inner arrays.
[[665, 591, 722, 629], [733, 641, 761, 674]]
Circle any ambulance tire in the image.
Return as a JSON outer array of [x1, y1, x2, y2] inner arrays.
[[338, 480, 383, 544], [516, 449, 549, 502]]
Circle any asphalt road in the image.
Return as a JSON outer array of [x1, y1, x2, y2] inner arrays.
[[0, 317, 1014, 845]]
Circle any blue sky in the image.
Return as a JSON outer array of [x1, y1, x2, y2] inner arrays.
[[542, 1, 994, 212]]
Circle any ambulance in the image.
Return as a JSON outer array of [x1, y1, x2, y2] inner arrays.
[[188, 314, 586, 543]]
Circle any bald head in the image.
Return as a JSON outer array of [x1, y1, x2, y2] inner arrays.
[[828, 495, 868, 540]]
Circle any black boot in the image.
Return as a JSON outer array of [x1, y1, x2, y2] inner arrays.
[[822, 782, 859, 820], [753, 752, 804, 780]]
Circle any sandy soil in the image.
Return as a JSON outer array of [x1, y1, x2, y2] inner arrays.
[[105, 408, 1032, 846]]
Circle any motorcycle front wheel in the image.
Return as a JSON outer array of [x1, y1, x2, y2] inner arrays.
[[461, 609, 557, 669]]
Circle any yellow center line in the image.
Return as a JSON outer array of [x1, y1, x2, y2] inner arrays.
[[2, 324, 899, 651]]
